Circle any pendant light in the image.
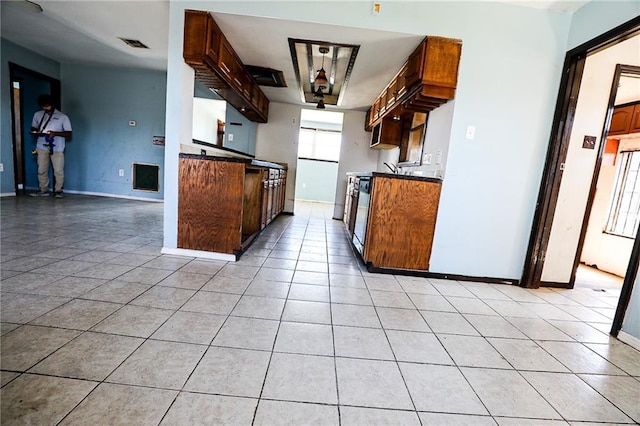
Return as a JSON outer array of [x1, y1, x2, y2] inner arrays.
[[316, 99, 326, 109], [314, 47, 329, 85]]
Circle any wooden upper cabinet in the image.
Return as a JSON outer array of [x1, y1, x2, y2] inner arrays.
[[366, 35, 462, 130], [218, 37, 236, 82], [183, 9, 269, 123], [609, 103, 640, 136], [631, 104, 640, 134], [370, 116, 403, 149], [404, 43, 424, 89]]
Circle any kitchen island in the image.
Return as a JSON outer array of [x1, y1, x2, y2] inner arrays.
[[344, 172, 442, 272], [178, 153, 286, 260]]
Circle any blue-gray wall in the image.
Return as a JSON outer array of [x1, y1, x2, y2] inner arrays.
[[1, 38, 61, 195], [295, 158, 339, 202], [60, 64, 167, 199]]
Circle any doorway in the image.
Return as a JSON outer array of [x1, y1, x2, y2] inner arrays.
[[294, 109, 344, 203], [9, 63, 61, 194], [522, 17, 640, 339]]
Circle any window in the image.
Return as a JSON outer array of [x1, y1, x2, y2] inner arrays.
[[298, 128, 342, 162], [606, 150, 640, 238]]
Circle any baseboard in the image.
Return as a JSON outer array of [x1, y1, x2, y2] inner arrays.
[[63, 190, 163, 202], [618, 331, 640, 351], [0, 192, 17, 197], [161, 247, 236, 262], [367, 265, 519, 286]]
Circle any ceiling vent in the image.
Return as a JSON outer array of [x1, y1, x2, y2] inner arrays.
[[119, 38, 149, 49], [245, 65, 287, 87]]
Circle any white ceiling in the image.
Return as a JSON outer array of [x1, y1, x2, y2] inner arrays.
[[1, 0, 590, 111]]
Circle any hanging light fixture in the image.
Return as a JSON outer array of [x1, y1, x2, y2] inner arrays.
[[314, 47, 330, 85], [316, 99, 326, 109], [314, 85, 325, 100]]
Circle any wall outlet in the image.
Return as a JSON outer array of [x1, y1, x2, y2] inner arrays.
[[466, 125, 476, 139], [118, 169, 124, 177], [436, 150, 442, 165], [228, 134, 234, 141], [424, 153, 432, 165], [0, 163, 3, 172]]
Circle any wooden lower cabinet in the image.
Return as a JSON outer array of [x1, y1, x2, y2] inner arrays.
[[361, 175, 441, 271], [178, 154, 286, 257]]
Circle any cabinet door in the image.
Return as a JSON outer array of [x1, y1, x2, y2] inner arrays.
[[204, 15, 222, 66], [609, 105, 635, 136], [631, 105, 640, 134], [218, 38, 236, 83], [261, 179, 269, 229], [404, 42, 424, 89]]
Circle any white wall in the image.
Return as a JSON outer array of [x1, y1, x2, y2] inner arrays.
[[542, 36, 640, 283], [255, 102, 301, 213], [332, 110, 380, 219]]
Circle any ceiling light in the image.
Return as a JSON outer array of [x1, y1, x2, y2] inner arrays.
[[314, 47, 329, 85], [316, 99, 326, 109], [314, 86, 325, 100]]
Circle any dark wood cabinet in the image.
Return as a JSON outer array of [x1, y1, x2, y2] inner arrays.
[[370, 116, 403, 149], [178, 154, 286, 257], [365, 36, 462, 131], [183, 10, 269, 123], [355, 174, 442, 271], [608, 102, 640, 136]]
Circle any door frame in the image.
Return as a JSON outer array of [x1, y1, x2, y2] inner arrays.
[[8, 63, 61, 194], [521, 16, 640, 289]]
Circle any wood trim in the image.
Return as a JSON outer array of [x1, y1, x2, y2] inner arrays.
[[520, 53, 586, 288], [365, 264, 519, 286]]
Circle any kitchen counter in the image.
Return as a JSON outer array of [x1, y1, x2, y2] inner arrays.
[[179, 153, 286, 170], [346, 171, 442, 184]]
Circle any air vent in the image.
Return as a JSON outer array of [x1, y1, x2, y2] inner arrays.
[[133, 163, 159, 192], [245, 65, 287, 87], [119, 38, 149, 49]]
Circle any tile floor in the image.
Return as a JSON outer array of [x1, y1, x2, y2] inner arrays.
[[1, 195, 639, 425]]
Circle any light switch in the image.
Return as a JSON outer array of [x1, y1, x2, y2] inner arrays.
[[228, 134, 234, 141], [466, 125, 476, 139]]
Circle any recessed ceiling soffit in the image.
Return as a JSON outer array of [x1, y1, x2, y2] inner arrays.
[[288, 38, 360, 107]]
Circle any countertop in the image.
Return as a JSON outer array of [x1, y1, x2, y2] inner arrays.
[[179, 153, 287, 170], [346, 171, 442, 184]]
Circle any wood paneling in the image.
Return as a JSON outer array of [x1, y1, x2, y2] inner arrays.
[[178, 158, 244, 253], [364, 177, 441, 270]]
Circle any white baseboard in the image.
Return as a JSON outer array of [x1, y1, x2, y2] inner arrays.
[[11, 188, 163, 202], [0, 192, 17, 197], [61, 190, 163, 202], [618, 331, 640, 351], [161, 247, 236, 262]]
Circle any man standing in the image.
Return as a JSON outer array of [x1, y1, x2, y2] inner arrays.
[[30, 94, 72, 198]]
